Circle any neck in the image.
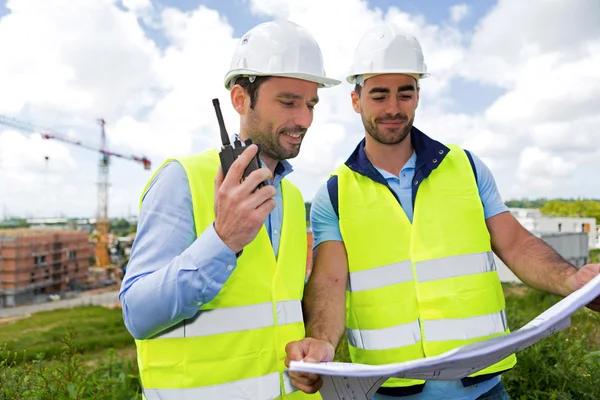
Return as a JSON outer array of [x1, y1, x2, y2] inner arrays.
[[238, 129, 278, 175], [259, 154, 278, 175], [364, 132, 414, 177]]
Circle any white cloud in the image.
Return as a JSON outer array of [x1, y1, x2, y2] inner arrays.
[[0, 0, 599, 218], [459, 0, 600, 198], [465, 0, 600, 88], [449, 4, 470, 24], [121, 0, 152, 14], [0, 0, 163, 121], [516, 146, 577, 190]]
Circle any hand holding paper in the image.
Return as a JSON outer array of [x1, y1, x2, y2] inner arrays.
[[285, 337, 336, 394]]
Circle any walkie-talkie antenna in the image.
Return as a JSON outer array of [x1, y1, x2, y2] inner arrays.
[[212, 98, 230, 146]]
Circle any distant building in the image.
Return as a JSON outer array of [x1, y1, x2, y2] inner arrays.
[[306, 228, 314, 280], [508, 208, 598, 250], [495, 208, 594, 283], [0, 228, 93, 308]]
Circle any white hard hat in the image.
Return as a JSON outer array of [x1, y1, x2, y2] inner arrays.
[[224, 20, 341, 90], [346, 23, 430, 85]]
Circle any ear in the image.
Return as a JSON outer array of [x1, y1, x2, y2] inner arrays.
[[415, 78, 421, 109], [351, 91, 361, 113], [415, 86, 420, 110], [230, 85, 248, 115]]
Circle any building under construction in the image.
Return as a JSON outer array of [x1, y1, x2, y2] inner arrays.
[[0, 228, 92, 308]]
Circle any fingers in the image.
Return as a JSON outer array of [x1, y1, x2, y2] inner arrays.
[[586, 296, 600, 312], [290, 375, 323, 394], [304, 340, 333, 363], [289, 371, 321, 385], [246, 185, 277, 210], [285, 339, 330, 394], [239, 166, 272, 194], [214, 162, 225, 189], [254, 199, 277, 222], [221, 144, 259, 188], [214, 165, 225, 216], [285, 341, 306, 367], [574, 265, 600, 291]]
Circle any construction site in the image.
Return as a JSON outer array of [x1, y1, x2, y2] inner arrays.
[[0, 116, 151, 309], [0, 228, 92, 308]]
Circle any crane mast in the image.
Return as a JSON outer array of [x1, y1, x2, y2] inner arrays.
[[96, 119, 111, 268]]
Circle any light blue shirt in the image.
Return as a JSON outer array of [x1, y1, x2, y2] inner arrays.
[[119, 158, 293, 340], [310, 150, 506, 400]]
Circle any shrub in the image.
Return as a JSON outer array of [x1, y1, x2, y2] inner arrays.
[[0, 328, 141, 400]]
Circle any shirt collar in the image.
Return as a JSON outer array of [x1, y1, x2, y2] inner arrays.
[[273, 160, 293, 187], [345, 126, 450, 183]]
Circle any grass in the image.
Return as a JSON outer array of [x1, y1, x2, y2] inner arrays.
[[0, 286, 599, 399], [0, 306, 134, 364], [0, 307, 140, 400], [501, 285, 600, 399]]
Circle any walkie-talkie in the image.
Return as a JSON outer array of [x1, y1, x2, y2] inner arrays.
[[212, 98, 266, 189]]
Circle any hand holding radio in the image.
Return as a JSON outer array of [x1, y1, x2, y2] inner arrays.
[[213, 98, 266, 188], [212, 98, 276, 254]]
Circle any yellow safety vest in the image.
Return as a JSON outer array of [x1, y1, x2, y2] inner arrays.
[[134, 149, 321, 400], [335, 144, 516, 389]]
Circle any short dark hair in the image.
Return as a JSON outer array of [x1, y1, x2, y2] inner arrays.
[[232, 76, 270, 109]]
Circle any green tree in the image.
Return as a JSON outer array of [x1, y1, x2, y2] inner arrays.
[[505, 198, 550, 208], [541, 200, 600, 224]]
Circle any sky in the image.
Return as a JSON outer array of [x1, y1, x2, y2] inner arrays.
[[0, 0, 599, 219]]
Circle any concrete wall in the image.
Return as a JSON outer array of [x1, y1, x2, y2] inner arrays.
[[0, 290, 119, 319], [495, 232, 589, 283], [508, 208, 598, 249], [541, 232, 589, 268]]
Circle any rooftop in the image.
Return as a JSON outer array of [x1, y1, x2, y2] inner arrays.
[[0, 228, 85, 238]]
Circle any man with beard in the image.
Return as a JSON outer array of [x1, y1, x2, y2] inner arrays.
[[286, 23, 600, 399], [120, 20, 340, 400]]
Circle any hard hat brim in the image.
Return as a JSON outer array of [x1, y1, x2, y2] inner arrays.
[[346, 70, 431, 84], [225, 69, 341, 90]]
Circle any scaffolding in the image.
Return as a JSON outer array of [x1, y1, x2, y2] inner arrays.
[[0, 228, 92, 308]]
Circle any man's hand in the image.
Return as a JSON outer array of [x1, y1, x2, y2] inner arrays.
[[565, 263, 600, 312], [213, 144, 276, 254], [285, 338, 335, 394]]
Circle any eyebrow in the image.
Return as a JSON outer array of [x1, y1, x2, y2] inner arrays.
[[278, 92, 319, 104], [368, 85, 416, 94]]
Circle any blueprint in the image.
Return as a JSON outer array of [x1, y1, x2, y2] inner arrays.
[[290, 274, 600, 400]]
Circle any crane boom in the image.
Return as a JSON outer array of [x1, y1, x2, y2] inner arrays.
[[40, 132, 152, 169], [0, 115, 151, 169]]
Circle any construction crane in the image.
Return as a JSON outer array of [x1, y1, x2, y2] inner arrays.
[[0, 114, 151, 272]]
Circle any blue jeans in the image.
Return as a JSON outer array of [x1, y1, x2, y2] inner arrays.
[[477, 382, 510, 400]]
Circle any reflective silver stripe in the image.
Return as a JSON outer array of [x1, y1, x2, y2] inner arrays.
[[346, 319, 421, 350], [153, 300, 302, 339], [416, 252, 496, 283], [283, 370, 299, 396], [424, 310, 508, 342], [348, 261, 413, 292], [144, 370, 295, 400]]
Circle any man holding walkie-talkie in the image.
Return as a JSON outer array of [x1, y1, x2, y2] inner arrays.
[[119, 20, 340, 400]]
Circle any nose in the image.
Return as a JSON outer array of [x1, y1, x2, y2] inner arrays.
[[294, 106, 313, 129], [384, 98, 402, 115]]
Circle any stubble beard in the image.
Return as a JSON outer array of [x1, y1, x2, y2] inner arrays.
[[362, 111, 413, 145], [245, 109, 305, 161]]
